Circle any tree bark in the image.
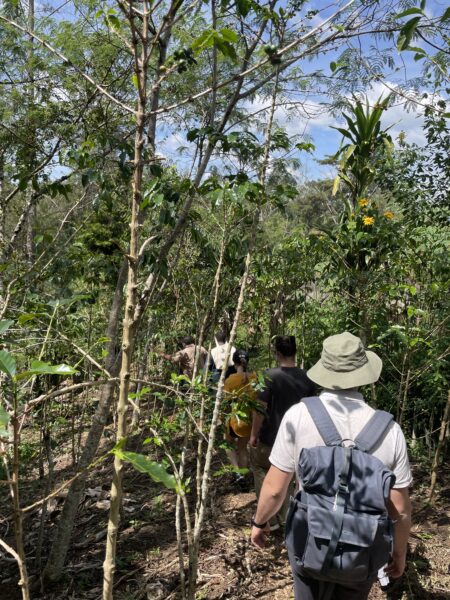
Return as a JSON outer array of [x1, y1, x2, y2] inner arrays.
[[42, 259, 127, 583], [102, 4, 149, 596]]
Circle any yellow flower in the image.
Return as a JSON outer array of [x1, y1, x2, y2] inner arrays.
[[358, 198, 369, 208], [384, 211, 394, 219], [363, 216, 375, 226]]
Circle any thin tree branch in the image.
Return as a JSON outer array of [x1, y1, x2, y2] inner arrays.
[[148, 0, 358, 116], [0, 15, 135, 115]]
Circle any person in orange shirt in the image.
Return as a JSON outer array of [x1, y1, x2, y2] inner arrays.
[[223, 349, 257, 483]]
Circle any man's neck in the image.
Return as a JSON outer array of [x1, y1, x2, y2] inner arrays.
[[278, 356, 296, 368]]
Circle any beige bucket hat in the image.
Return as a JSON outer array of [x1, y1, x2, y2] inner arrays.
[[307, 331, 382, 390]]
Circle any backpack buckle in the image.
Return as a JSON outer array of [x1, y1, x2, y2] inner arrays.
[[340, 438, 356, 448]]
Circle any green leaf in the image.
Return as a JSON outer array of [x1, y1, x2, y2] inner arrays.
[[416, 532, 433, 540], [397, 17, 421, 51], [46, 295, 90, 309], [0, 404, 9, 436], [20, 361, 78, 377], [440, 7, 450, 21], [31, 361, 78, 375], [0, 320, 14, 336], [342, 114, 360, 139], [18, 313, 40, 325], [220, 28, 238, 43], [236, 0, 250, 17], [341, 144, 356, 164], [191, 30, 215, 51], [132, 74, 139, 89], [186, 128, 199, 142], [129, 387, 151, 399], [18, 178, 28, 191], [149, 163, 163, 177], [295, 142, 315, 153], [404, 45, 425, 54], [112, 448, 178, 491], [331, 126, 355, 141], [407, 306, 416, 318], [214, 38, 237, 61], [395, 7, 424, 19], [106, 14, 121, 29], [0, 350, 16, 377]]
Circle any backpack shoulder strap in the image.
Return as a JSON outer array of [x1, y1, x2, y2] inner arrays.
[[302, 397, 342, 447], [354, 410, 394, 453]]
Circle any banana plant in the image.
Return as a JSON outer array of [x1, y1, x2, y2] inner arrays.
[[331, 95, 393, 206]]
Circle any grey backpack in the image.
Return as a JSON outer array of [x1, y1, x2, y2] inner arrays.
[[285, 397, 396, 584]]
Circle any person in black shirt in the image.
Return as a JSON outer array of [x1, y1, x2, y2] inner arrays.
[[249, 335, 315, 529]]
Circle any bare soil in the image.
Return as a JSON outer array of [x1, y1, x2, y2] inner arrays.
[[1, 424, 449, 600]]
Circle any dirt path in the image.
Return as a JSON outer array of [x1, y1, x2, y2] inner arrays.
[[1, 443, 449, 599]]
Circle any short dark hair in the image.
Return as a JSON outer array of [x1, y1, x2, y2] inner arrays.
[[273, 335, 296, 357], [181, 336, 194, 346], [233, 349, 249, 368], [215, 331, 226, 343]]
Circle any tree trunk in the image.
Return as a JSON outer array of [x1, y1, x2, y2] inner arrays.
[[102, 6, 148, 596], [42, 259, 127, 583]]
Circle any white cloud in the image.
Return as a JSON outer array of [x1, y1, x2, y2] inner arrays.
[[265, 82, 433, 148], [365, 81, 427, 146]]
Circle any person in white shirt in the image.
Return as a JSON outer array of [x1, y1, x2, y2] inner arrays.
[[210, 331, 236, 382], [250, 331, 412, 600]]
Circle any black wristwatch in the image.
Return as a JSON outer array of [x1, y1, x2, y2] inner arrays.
[[251, 517, 267, 529]]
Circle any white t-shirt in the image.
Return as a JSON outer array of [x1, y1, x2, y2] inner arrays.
[[270, 390, 413, 489], [211, 343, 236, 370]]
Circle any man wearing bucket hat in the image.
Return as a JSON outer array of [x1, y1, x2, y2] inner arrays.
[[250, 332, 412, 600]]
